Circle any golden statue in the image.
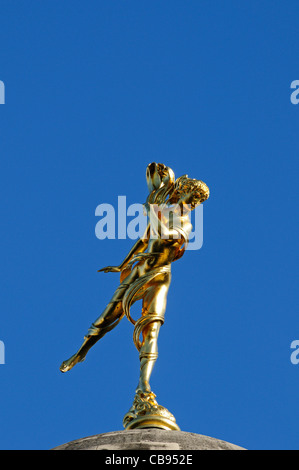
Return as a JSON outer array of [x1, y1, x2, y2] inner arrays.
[[60, 163, 209, 430]]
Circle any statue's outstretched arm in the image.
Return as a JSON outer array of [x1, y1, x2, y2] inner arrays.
[[98, 223, 150, 273]]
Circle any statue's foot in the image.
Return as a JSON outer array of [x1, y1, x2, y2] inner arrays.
[[60, 353, 85, 373], [136, 380, 152, 395]]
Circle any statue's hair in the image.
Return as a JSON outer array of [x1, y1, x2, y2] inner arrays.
[[170, 175, 210, 209]]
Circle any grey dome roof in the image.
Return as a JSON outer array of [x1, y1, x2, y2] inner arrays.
[[53, 428, 245, 451]]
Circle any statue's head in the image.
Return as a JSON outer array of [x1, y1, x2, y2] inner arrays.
[[145, 163, 209, 212], [168, 175, 210, 210], [146, 162, 175, 193]]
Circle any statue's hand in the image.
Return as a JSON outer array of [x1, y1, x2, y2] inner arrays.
[[98, 266, 121, 273]]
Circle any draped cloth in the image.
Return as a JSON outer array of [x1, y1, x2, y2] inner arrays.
[[121, 253, 171, 352]]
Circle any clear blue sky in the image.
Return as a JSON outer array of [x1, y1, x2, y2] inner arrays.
[[0, 1, 298, 450]]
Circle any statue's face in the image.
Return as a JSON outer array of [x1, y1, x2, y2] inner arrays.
[[146, 162, 175, 193]]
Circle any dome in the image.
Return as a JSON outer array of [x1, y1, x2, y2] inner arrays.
[[53, 428, 245, 450]]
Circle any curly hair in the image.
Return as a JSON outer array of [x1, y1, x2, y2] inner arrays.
[[169, 175, 210, 209]]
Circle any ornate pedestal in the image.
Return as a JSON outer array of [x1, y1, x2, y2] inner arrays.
[[123, 390, 180, 431]]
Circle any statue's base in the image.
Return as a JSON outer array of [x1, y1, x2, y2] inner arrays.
[[123, 390, 180, 431]]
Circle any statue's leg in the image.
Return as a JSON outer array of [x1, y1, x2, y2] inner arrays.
[[136, 272, 171, 392], [60, 275, 138, 372], [60, 268, 139, 372], [137, 320, 162, 393], [60, 300, 124, 372]]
